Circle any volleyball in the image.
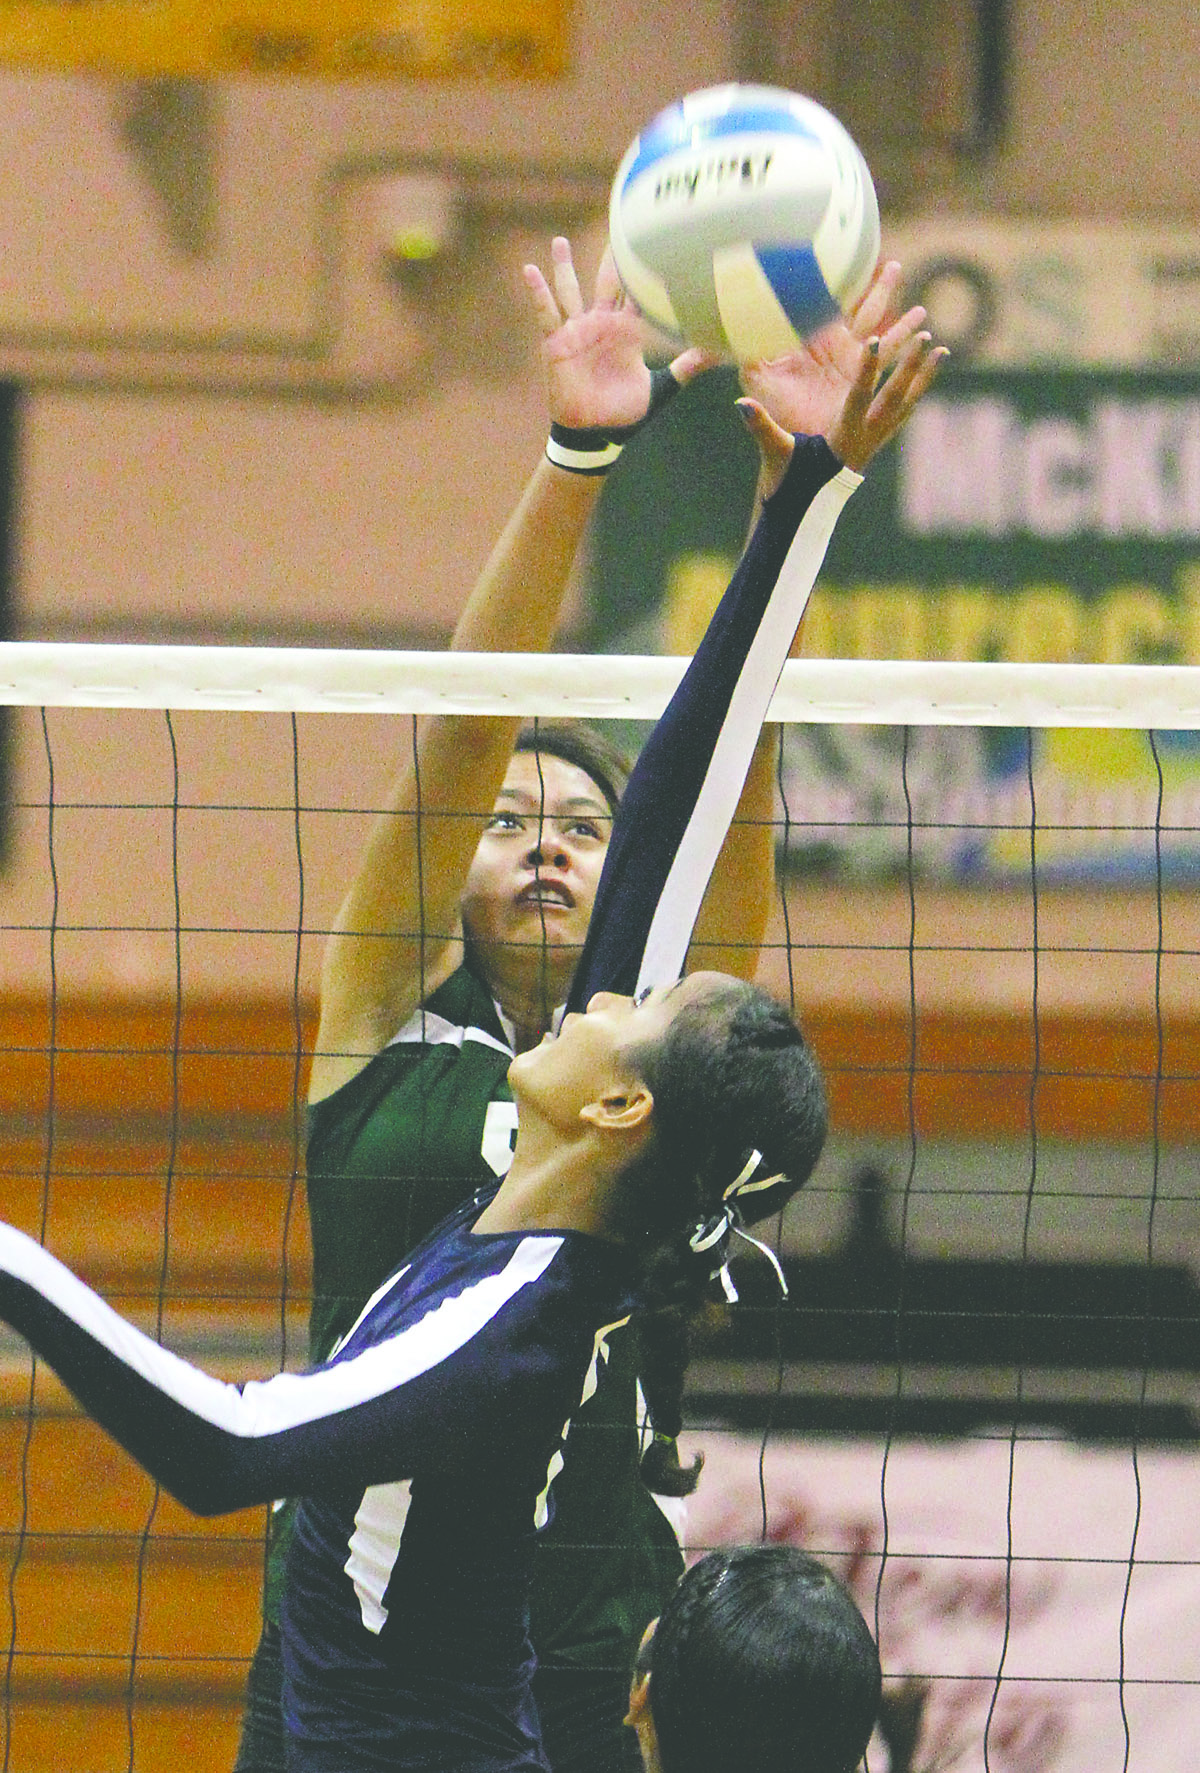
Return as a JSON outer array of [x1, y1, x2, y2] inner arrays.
[[608, 83, 880, 362]]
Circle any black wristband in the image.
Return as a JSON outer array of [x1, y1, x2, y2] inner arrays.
[[545, 366, 686, 475]]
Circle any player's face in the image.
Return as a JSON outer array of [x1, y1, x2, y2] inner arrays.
[[460, 752, 612, 972], [509, 972, 731, 1125]]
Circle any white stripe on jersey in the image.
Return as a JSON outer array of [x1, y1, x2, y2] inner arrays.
[[636, 467, 861, 992], [387, 1008, 512, 1058], [328, 1266, 413, 1358], [533, 1313, 631, 1531], [0, 1225, 560, 1442], [345, 1478, 414, 1634]]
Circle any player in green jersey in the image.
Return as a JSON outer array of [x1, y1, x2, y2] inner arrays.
[[234, 237, 929, 1773]]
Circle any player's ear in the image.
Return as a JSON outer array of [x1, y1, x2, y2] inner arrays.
[[578, 1082, 653, 1135]]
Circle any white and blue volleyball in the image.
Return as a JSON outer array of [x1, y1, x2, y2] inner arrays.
[[609, 84, 880, 361]]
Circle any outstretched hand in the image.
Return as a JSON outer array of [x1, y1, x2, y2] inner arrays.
[[736, 260, 948, 494], [524, 236, 712, 432]]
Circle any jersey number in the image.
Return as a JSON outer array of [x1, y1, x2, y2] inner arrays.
[[481, 1100, 519, 1177]]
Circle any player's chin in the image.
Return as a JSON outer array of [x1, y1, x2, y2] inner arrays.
[[511, 905, 588, 949]]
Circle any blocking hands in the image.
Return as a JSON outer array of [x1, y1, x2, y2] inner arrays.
[[737, 259, 948, 493], [523, 235, 712, 433]]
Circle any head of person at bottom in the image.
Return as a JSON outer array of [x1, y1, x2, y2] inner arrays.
[[503, 972, 827, 1308], [625, 1546, 882, 1773]]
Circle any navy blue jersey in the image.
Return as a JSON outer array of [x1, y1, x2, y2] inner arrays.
[[0, 436, 859, 1771], [282, 1207, 636, 1770], [0, 1200, 630, 1771]]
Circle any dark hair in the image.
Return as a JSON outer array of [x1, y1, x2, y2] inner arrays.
[[618, 979, 826, 1283], [645, 1547, 881, 1773], [513, 720, 631, 816], [618, 979, 826, 1496]]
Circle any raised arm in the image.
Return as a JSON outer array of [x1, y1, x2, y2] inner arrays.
[[685, 263, 934, 982], [310, 241, 706, 1103], [565, 434, 851, 1009], [568, 310, 946, 1008]]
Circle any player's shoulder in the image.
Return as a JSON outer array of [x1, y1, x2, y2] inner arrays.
[[409, 1212, 633, 1320], [306, 962, 510, 1141]]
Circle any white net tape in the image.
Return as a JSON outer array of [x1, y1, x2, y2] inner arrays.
[[2, 642, 1200, 727]]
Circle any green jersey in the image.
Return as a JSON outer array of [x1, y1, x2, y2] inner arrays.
[[306, 964, 518, 1365], [267, 961, 683, 1673]]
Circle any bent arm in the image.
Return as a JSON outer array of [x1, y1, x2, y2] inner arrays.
[[684, 441, 809, 981], [311, 458, 601, 1104], [679, 283, 946, 987], [311, 237, 706, 1105]]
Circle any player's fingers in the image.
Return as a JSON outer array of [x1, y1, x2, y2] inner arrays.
[[875, 303, 927, 371], [550, 236, 585, 318], [594, 247, 625, 310], [668, 345, 718, 385], [734, 396, 794, 456], [870, 329, 929, 403], [849, 260, 902, 338], [522, 263, 563, 336], [842, 336, 881, 419], [735, 397, 795, 496], [895, 343, 949, 414], [867, 341, 946, 446], [866, 331, 934, 424]]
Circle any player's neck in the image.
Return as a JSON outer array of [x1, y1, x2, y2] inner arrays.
[[471, 1118, 627, 1242], [475, 945, 575, 1053]]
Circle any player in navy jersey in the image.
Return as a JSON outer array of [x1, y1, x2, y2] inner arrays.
[[244, 240, 766, 1773], [0, 328, 943, 1770], [239, 237, 937, 1773]]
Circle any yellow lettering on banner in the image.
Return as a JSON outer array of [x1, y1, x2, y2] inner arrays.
[[1096, 586, 1177, 664], [663, 554, 735, 656], [1008, 587, 1082, 663], [0, 1, 567, 78], [846, 587, 926, 659], [694, 574, 1200, 665]]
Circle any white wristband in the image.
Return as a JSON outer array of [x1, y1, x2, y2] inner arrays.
[[544, 434, 624, 476]]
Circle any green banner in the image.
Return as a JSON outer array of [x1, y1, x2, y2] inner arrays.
[[587, 366, 1200, 883]]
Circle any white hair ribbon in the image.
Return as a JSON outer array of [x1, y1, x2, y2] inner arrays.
[[722, 1149, 765, 1198], [688, 1208, 734, 1255], [688, 1151, 791, 1303], [729, 1224, 789, 1299], [723, 1149, 788, 1204]]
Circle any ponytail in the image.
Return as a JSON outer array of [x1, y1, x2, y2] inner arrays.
[[637, 1306, 704, 1497]]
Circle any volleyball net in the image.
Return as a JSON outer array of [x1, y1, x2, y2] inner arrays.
[[1, 645, 1199, 1772]]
